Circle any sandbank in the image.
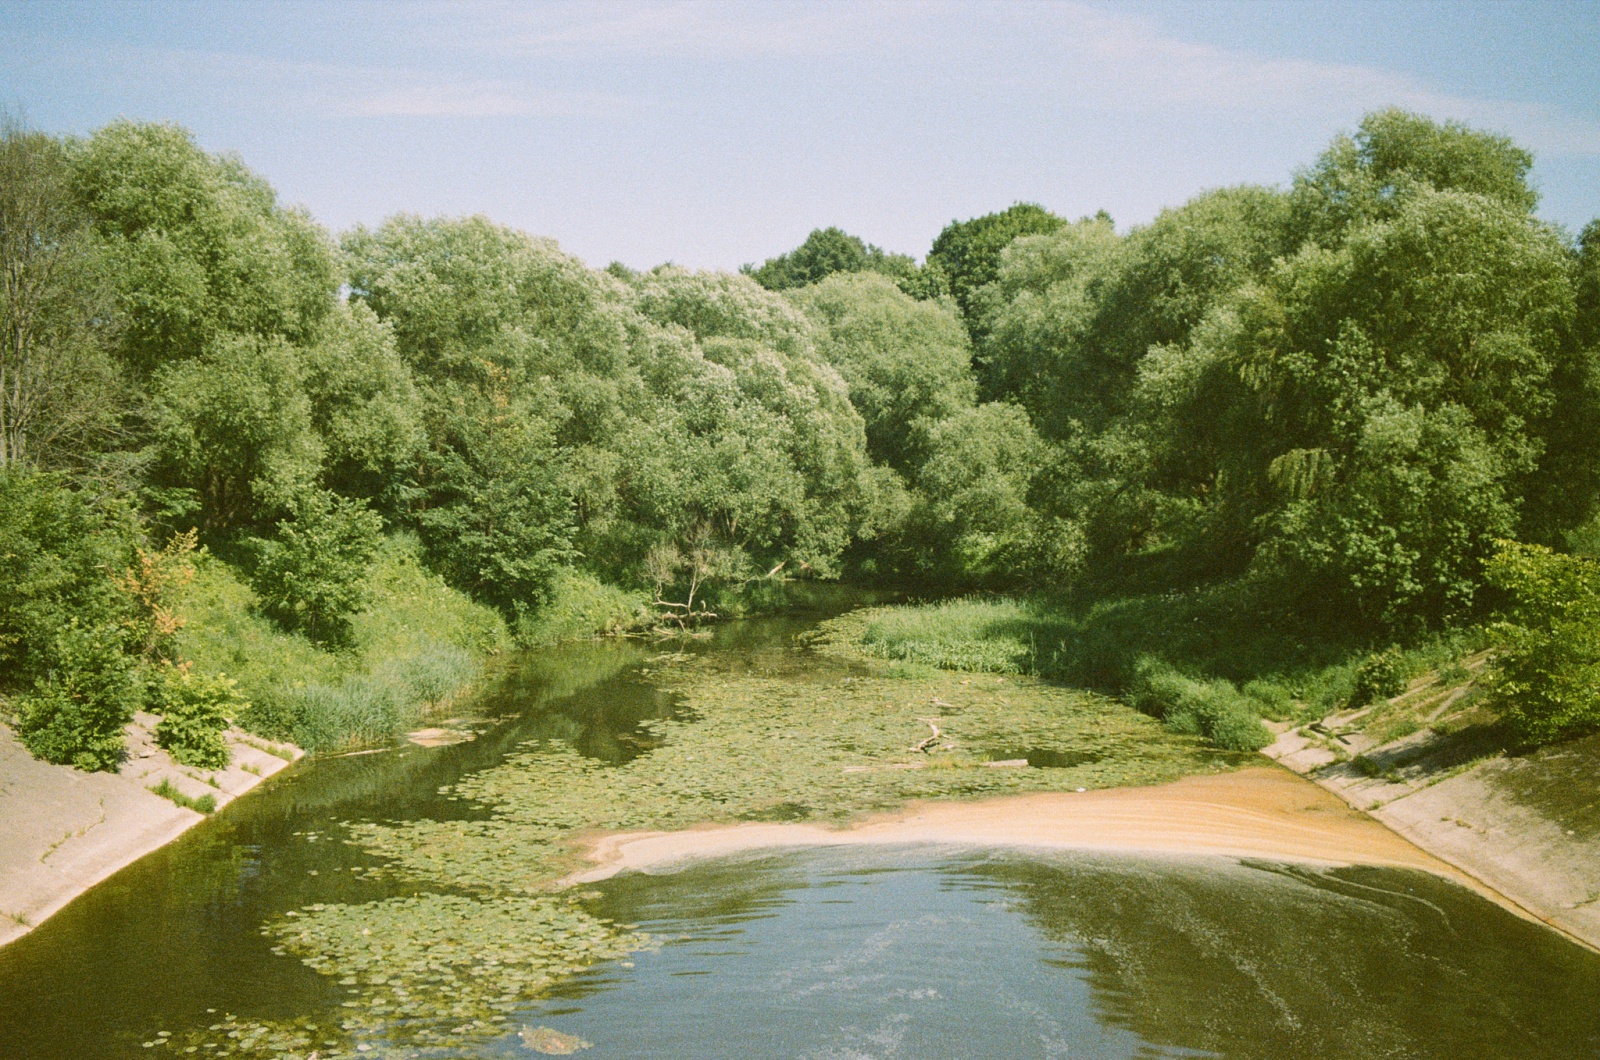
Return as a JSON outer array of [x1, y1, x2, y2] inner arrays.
[[568, 765, 1483, 891]]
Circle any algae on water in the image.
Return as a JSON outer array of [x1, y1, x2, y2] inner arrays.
[[163, 623, 1238, 1057]]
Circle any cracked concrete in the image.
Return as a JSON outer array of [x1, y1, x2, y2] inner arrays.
[[0, 716, 301, 947]]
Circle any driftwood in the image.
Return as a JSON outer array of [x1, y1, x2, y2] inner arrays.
[[911, 718, 943, 753]]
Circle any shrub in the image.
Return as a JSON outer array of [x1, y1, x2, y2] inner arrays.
[[151, 664, 243, 769], [1483, 540, 1600, 744], [1349, 647, 1407, 707], [0, 470, 141, 689], [513, 569, 648, 646], [16, 623, 142, 771], [250, 490, 383, 645], [1241, 679, 1297, 720], [1129, 657, 1272, 752]]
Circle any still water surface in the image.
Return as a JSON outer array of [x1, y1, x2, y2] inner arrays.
[[2, 609, 1599, 1058]]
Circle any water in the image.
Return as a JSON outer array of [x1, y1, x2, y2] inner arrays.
[[2, 606, 1599, 1059]]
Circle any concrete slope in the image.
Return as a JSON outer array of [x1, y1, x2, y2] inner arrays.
[[0, 716, 300, 947]]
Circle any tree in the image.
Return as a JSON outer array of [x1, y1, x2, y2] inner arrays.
[[789, 272, 975, 474], [927, 202, 1065, 339], [1290, 108, 1537, 246], [148, 334, 322, 531], [300, 302, 425, 506], [71, 120, 336, 376], [907, 402, 1070, 584], [746, 227, 938, 299], [0, 119, 126, 472], [249, 489, 383, 645]]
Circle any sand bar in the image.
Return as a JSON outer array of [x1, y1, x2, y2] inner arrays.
[[569, 765, 1479, 888]]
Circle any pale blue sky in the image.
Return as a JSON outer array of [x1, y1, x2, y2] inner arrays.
[[3, 0, 1596, 270]]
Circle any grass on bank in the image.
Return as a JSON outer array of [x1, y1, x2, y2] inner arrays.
[[177, 535, 510, 753], [817, 594, 1491, 752], [149, 778, 216, 814]]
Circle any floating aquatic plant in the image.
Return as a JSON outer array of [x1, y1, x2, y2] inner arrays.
[[161, 624, 1237, 1056]]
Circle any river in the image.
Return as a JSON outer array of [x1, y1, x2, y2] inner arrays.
[[2, 606, 1599, 1058]]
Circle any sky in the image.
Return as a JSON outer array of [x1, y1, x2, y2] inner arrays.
[[3, 0, 1597, 270]]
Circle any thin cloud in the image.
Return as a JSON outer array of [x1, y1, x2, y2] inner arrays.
[[340, 80, 637, 119], [1018, 3, 1600, 157], [451, 0, 908, 59]]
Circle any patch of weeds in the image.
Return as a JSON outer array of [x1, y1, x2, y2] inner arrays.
[[1372, 717, 1422, 744], [149, 778, 216, 814]]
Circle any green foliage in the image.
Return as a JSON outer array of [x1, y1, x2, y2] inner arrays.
[[1128, 658, 1272, 752], [149, 334, 322, 530], [1240, 679, 1297, 721], [1348, 647, 1407, 707], [909, 403, 1073, 584], [0, 118, 127, 473], [927, 202, 1065, 338], [149, 778, 216, 814], [300, 302, 425, 506], [16, 622, 141, 771], [789, 272, 975, 474], [150, 664, 242, 769], [177, 538, 505, 752], [514, 568, 649, 646], [1483, 540, 1600, 743], [249, 490, 383, 645], [746, 226, 939, 299], [852, 597, 1054, 673], [1290, 108, 1537, 245], [0, 469, 140, 688], [72, 119, 335, 375]]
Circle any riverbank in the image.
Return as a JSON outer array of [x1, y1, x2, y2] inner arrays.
[[0, 716, 300, 947], [1267, 707, 1600, 952]]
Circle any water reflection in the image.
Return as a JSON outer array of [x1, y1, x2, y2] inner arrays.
[[527, 848, 1600, 1059], [2, 592, 1597, 1059]]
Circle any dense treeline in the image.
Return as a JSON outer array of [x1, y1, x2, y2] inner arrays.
[[3, 108, 1598, 769]]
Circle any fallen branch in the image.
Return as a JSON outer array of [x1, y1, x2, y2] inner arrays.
[[912, 717, 943, 753]]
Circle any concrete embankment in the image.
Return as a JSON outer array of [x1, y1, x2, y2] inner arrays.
[[0, 715, 300, 947], [1267, 720, 1600, 951]]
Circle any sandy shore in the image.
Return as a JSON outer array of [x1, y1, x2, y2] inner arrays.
[[568, 765, 1489, 892]]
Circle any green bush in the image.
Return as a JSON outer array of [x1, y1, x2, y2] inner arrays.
[[1129, 657, 1272, 752], [0, 470, 141, 689], [151, 665, 243, 769], [1349, 647, 1407, 707], [512, 569, 648, 647], [16, 623, 142, 771], [250, 489, 383, 645], [1241, 679, 1297, 720], [1483, 541, 1600, 744]]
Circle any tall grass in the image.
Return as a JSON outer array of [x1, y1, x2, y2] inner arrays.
[[827, 591, 1487, 752], [175, 535, 508, 752], [513, 569, 650, 647]]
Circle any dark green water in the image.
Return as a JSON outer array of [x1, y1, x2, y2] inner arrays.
[[2, 608, 1600, 1059]]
